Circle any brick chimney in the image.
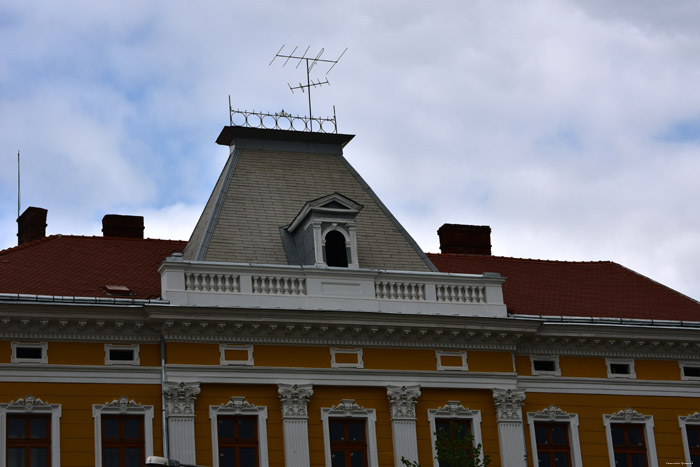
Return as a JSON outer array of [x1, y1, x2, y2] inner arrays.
[[437, 224, 492, 255], [102, 214, 144, 238], [17, 207, 48, 245]]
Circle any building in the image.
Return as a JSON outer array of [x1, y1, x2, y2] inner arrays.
[[1, 124, 700, 467]]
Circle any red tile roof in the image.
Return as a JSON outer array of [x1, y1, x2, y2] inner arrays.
[[427, 253, 700, 321], [0, 236, 186, 299]]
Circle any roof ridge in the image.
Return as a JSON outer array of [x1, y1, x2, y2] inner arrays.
[[1, 235, 186, 256]]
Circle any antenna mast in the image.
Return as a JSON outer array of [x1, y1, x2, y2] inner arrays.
[[270, 45, 347, 132], [17, 150, 20, 219]]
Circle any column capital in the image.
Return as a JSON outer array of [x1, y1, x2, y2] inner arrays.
[[278, 383, 313, 419], [387, 385, 421, 421], [163, 382, 200, 417], [492, 388, 525, 422]]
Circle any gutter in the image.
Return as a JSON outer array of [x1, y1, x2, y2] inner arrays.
[[509, 313, 700, 329], [0, 293, 168, 305]]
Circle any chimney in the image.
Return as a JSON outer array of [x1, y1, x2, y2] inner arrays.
[[102, 214, 144, 239], [17, 207, 48, 245], [437, 224, 492, 255]]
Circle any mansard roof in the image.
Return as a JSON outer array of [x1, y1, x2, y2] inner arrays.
[[183, 127, 436, 272], [427, 253, 700, 321], [0, 235, 186, 299]]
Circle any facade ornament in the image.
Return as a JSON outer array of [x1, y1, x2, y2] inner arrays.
[[387, 385, 421, 420], [533, 405, 569, 420], [9, 395, 48, 412], [331, 399, 367, 417], [611, 408, 648, 423], [278, 383, 313, 418], [220, 396, 256, 413], [685, 412, 700, 422], [104, 396, 141, 414], [164, 382, 201, 417], [492, 389, 526, 422], [434, 400, 477, 418]]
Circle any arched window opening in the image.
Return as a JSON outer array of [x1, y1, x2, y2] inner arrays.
[[325, 231, 348, 267]]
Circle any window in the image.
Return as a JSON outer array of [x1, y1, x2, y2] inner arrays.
[[603, 409, 657, 467], [322, 399, 378, 467], [6, 414, 51, 467], [325, 230, 348, 267], [11, 342, 47, 364], [427, 401, 483, 467], [101, 415, 144, 467], [679, 362, 700, 380], [435, 418, 473, 466], [217, 416, 259, 467], [678, 413, 700, 465], [606, 359, 635, 378], [105, 344, 140, 366], [93, 397, 154, 467], [436, 351, 468, 371], [0, 395, 61, 467], [527, 406, 582, 467], [209, 397, 269, 467], [219, 345, 254, 366], [530, 356, 560, 376], [329, 418, 368, 467], [533, 423, 570, 467]]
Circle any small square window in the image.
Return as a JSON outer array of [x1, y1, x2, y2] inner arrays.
[[11, 342, 48, 364], [436, 350, 468, 371], [331, 348, 363, 368], [105, 344, 140, 366], [530, 356, 560, 376], [220, 344, 254, 366], [680, 362, 700, 380], [607, 359, 635, 379]]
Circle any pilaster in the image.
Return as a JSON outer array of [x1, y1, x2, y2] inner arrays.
[[387, 385, 421, 466], [164, 382, 200, 464], [279, 383, 314, 467], [493, 389, 527, 467]]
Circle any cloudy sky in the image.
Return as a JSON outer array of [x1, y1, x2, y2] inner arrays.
[[1, 1, 700, 301]]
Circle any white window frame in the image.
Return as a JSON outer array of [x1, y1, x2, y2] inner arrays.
[[11, 341, 48, 364], [92, 396, 154, 467], [606, 358, 636, 379], [526, 406, 582, 467], [104, 344, 140, 366], [209, 396, 269, 467], [427, 401, 483, 467], [679, 362, 700, 381], [603, 408, 658, 467], [219, 344, 254, 366], [331, 347, 364, 368], [321, 399, 378, 467], [436, 350, 468, 371], [679, 412, 700, 464], [0, 395, 61, 467], [530, 355, 561, 376]]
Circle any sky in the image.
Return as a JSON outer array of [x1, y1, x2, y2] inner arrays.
[[1, 0, 700, 301]]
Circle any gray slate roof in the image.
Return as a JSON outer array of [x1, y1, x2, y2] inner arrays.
[[184, 127, 435, 272]]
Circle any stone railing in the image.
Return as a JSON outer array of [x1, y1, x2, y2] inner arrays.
[[160, 257, 506, 318]]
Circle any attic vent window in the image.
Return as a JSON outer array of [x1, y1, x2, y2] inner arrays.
[[104, 285, 133, 296], [607, 358, 635, 378], [325, 230, 348, 267], [105, 344, 140, 365], [11, 342, 48, 364], [530, 356, 560, 375], [680, 363, 700, 380]]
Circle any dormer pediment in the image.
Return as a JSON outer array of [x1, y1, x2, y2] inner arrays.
[[287, 193, 363, 234]]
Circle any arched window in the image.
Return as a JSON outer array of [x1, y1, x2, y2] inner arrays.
[[325, 231, 348, 267]]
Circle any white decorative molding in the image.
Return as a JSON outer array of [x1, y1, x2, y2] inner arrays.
[[163, 382, 200, 464], [219, 344, 254, 366], [321, 399, 379, 467], [278, 383, 314, 419], [436, 350, 468, 371], [104, 343, 140, 366], [527, 406, 582, 467], [603, 408, 658, 467], [492, 388, 525, 422], [11, 341, 48, 364], [427, 401, 483, 467], [0, 395, 62, 467], [164, 382, 201, 417], [387, 385, 421, 420], [278, 384, 313, 466], [331, 347, 364, 368], [209, 396, 269, 467], [493, 389, 527, 467], [679, 412, 700, 464], [92, 396, 154, 467], [387, 385, 421, 466]]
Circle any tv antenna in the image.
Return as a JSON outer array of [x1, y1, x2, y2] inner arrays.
[[270, 45, 347, 131]]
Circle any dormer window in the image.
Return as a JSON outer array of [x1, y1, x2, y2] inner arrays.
[[282, 193, 363, 268]]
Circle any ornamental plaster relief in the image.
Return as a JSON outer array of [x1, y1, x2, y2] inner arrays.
[[492, 388, 525, 422], [278, 383, 313, 418], [387, 385, 421, 420], [164, 382, 201, 417]]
